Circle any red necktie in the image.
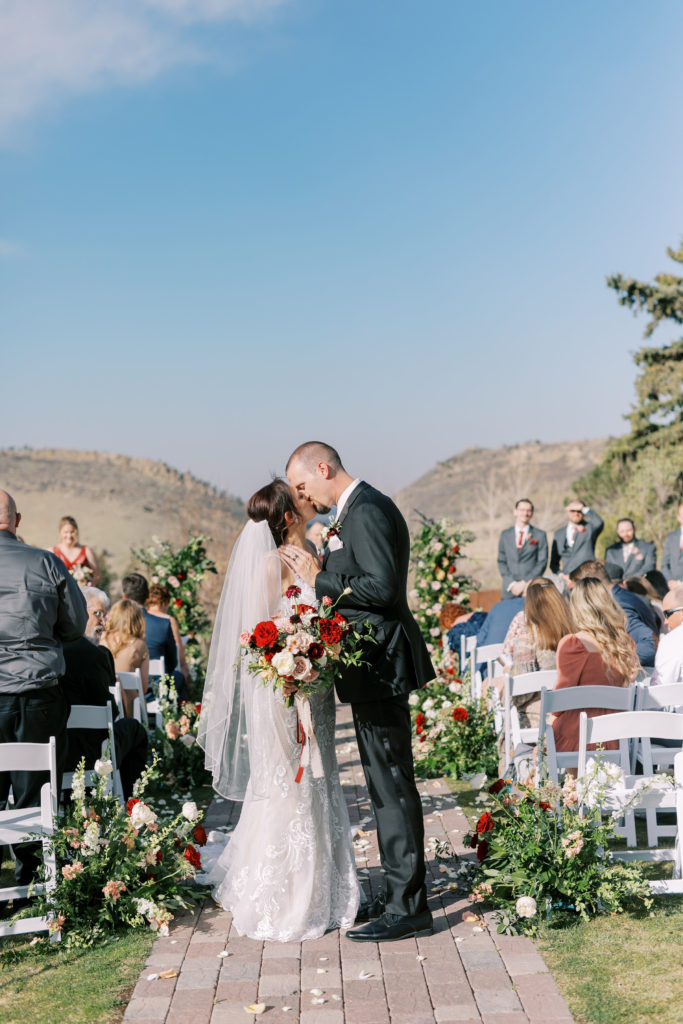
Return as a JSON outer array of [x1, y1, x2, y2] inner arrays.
[[518, 531, 524, 549]]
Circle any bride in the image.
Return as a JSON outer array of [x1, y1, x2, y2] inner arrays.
[[197, 478, 360, 941]]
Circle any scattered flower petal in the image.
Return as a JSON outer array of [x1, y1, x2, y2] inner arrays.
[[146, 973, 158, 981], [310, 988, 324, 996], [218, 951, 230, 958], [359, 970, 375, 979], [159, 969, 178, 979], [416, 955, 427, 961], [312, 997, 326, 1005], [317, 968, 327, 974], [245, 1004, 266, 1015]]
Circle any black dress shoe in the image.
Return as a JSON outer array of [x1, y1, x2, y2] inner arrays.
[[354, 893, 385, 924], [346, 910, 433, 943]]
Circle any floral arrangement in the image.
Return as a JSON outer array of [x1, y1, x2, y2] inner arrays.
[[409, 513, 476, 665], [151, 675, 209, 790], [70, 564, 94, 587], [131, 534, 218, 675], [464, 765, 652, 935], [30, 757, 207, 947], [241, 587, 374, 703], [409, 671, 497, 779]]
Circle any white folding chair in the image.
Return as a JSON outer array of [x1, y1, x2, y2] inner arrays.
[[539, 684, 636, 785], [108, 680, 124, 717], [146, 658, 165, 723], [649, 750, 683, 894], [117, 669, 149, 730], [460, 635, 477, 683], [503, 670, 557, 775], [473, 642, 504, 699], [62, 704, 125, 807], [636, 682, 683, 769], [0, 738, 59, 939], [578, 710, 683, 852]]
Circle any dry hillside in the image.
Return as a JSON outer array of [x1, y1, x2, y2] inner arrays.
[[394, 439, 609, 589], [0, 449, 246, 600]]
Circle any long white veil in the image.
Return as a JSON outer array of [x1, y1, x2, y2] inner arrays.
[[197, 519, 294, 800]]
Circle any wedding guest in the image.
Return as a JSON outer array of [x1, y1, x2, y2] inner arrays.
[[569, 560, 659, 668], [552, 578, 640, 753], [661, 504, 683, 588], [122, 573, 183, 696], [83, 586, 110, 642], [651, 586, 683, 686], [476, 596, 524, 649], [624, 577, 665, 629], [497, 498, 548, 599], [101, 599, 149, 716], [306, 520, 325, 559], [0, 490, 87, 888], [605, 518, 656, 577], [147, 583, 190, 683], [51, 515, 101, 585], [550, 501, 604, 579], [646, 570, 670, 601]]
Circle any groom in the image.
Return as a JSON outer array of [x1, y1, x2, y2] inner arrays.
[[282, 442, 435, 942]]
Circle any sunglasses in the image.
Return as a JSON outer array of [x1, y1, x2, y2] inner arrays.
[[663, 607, 683, 620]]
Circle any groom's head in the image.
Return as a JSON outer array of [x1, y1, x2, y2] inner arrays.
[[286, 441, 347, 514]]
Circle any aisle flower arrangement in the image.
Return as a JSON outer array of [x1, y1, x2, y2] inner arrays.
[[151, 675, 209, 790], [409, 671, 497, 779], [465, 767, 652, 935], [31, 758, 207, 947]]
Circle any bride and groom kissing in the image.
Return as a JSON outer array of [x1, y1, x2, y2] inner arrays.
[[197, 441, 435, 944]]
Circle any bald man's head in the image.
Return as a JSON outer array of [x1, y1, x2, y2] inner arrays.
[[0, 490, 19, 533]]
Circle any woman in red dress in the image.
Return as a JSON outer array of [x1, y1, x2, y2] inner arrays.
[[52, 515, 101, 585]]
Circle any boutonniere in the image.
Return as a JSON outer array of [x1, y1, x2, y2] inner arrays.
[[529, 539, 538, 546], [321, 519, 341, 544]]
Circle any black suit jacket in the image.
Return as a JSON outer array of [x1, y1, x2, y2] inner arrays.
[[61, 637, 118, 770], [315, 482, 435, 703]]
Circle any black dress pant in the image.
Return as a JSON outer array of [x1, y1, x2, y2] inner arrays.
[[0, 687, 68, 886], [351, 693, 428, 917], [113, 718, 148, 800]]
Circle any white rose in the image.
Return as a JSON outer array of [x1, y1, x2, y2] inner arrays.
[[130, 802, 157, 829], [422, 698, 435, 710], [448, 682, 459, 693], [515, 896, 537, 919], [182, 801, 199, 821], [441, 700, 453, 709], [431, 581, 442, 591], [408, 589, 419, 598], [271, 650, 296, 676], [180, 734, 196, 747], [408, 693, 419, 706], [426, 709, 438, 721], [94, 758, 113, 776]]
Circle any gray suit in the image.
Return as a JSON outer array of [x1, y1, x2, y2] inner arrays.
[[605, 538, 657, 578], [497, 525, 548, 599], [550, 509, 604, 575], [661, 528, 683, 583]]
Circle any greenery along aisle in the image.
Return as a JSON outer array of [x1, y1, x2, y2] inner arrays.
[[408, 513, 497, 780]]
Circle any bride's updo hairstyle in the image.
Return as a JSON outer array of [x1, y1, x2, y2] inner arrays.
[[247, 478, 298, 547]]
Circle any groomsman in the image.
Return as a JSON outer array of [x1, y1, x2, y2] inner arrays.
[[550, 501, 604, 578], [661, 503, 683, 588], [497, 498, 548, 599], [605, 518, 657, 577]]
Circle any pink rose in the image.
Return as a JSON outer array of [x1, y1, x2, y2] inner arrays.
[[239, 631, 252, 645], [165, 721, 181, 740], [322, 596, 333, 607], [302, 665, 320, 684], [292, 657, 310, 679]]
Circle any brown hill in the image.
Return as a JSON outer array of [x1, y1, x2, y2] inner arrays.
[[394, 439, 609, 590], [0, 448, 246, 598]]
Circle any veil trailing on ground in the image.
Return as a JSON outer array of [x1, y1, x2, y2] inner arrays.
[[197, 519, 292, 801]]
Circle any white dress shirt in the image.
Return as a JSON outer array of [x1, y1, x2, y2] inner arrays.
[[651, 625, 683, 687], [335, 479, 361, 520]]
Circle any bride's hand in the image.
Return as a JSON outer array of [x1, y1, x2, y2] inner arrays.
[[279, 545, 321, 587], [282, 681, 298, 697]]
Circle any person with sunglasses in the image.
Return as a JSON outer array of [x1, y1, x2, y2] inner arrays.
[[650, 586, 683, 687]]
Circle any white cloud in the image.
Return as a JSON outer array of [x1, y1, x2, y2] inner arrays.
[[0, 0, 289, 141]]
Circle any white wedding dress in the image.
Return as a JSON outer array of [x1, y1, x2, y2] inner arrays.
[[202, 575, 360, 941]]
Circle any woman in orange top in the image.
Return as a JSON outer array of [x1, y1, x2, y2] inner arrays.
[[552, 577, 640, 753], [52, 515, 101, 585]]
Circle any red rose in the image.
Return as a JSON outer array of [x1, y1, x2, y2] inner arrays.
[[469, 833, 479, 849], [448, 566, 456, 574], [539, 801, 552, 812], [177, 573, 186, 581], [319, 619, 343, 644], [452, 706, 468, 722], [476, 811, 494, 834], [192, 824, 208, 847], [296, 604, 315, 614], [489, 779, 505, 795], [450, 586, 459, 595], [416, 724, 424, 735], [195, 704, 202, 714], [308, 643, 324, 660], [285, 586, 301, 599], [476, 840, 489, 863], [253, 620, 278, 647], [184, 844, 202, 870], [126, 798, 140, 815], [415, 712, 426, 727], [174, 599, 183, 608], [419, 733, 427, 742], [452, 545, 460, 553], [333, 612, 348, 625]]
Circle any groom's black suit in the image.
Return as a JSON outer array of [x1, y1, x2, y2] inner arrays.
[[315, 482, 435, 918]]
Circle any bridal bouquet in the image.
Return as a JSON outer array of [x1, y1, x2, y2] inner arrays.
[[240, 586, 368, 701]]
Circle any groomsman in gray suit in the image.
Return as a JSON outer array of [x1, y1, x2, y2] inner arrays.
[[661, 503, 683, 588], [605, 518, 657, 577], [550, 501, 604, 578], [497, 498, 548, 599]]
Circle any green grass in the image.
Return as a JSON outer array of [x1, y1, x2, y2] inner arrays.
[[0, 930, 155, 1024]]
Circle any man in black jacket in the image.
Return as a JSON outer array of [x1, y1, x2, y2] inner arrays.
[[0, 490, 87, 885], [283, 442, 435, 943]]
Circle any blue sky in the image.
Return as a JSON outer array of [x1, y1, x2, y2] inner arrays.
[[2, 0, 683, 501]]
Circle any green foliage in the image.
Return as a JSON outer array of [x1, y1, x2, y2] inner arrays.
[[410, 674, 498, 780], [577, 241, 683, 545], [150, 676, 210, 791]]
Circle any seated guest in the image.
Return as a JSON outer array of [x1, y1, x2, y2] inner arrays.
[[623, 577, 664, 627], [83, 585, 109, 641], [569, 560, 659, 668], [497, 499, 548, 599], [661, 503, 683, 588], [61, 593, 148, 800], [101, 599, 149, 715], [646, 570, 669, 601], [475, 596, 524, 679], [650, 586, 683, 687], [552, 578, 640, 752], [146, 584, 190, 683], [550, 501, 604, 580], [306, 520, 325, 559], [51, 515, 101, 585], [122, 572, 186, 697], [605, 518, 656, 577]]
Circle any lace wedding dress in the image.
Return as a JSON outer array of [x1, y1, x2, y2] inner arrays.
[[202, 575, 360, 941]]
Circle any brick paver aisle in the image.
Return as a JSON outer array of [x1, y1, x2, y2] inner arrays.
[[124, 706, 573, 1024]]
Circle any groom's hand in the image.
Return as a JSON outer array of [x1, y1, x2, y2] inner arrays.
[[279, 545, 321, 588]]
